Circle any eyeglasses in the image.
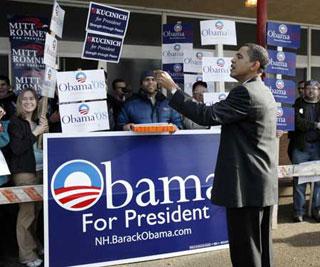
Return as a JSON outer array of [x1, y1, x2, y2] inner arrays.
[[117, 87, 131, 93]]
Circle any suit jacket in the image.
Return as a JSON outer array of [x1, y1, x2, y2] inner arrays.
[[169, 77, 278, 208]]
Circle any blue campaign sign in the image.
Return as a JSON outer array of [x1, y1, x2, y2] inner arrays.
[[44, 131, 228, 267], [8, 15, 48, 43], [266, 50, 296, 76], [8, 15, 48, 95], [82, 32, 123, 63], [277, 107, 294, 131], [86, 2, 130, 38], [163, 23, 193, 44], [267, 22, 300, 49], [264, 78, 296, 104], [163, 63, 184, 85]]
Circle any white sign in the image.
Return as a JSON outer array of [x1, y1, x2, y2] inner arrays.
[[59, 100, 110, 133], [41, 66, 57, 98], [57, 69, 107, 103], [200, 20, 237, 45], [183, 74, 214, 96], [0, 151, 10, 176], [44, 33, 58, 69], [202, 57, 236, 82], [183, 50, 214, 73], [203, 92, 229, 105], [50, 1, 65, 38], [162, 43, 193, 64], [298, 176, 320, 184]]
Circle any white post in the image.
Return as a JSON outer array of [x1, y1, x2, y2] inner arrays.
[[215, 43, 225, 93]]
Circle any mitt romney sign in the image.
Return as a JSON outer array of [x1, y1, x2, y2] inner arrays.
[[44, 131, 228, 267]]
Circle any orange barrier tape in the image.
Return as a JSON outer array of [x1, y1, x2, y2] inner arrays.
[[0, 185, 43, 205], [0, 163, 318, 205]]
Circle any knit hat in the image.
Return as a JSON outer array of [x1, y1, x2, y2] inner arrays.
[[140, 70, 155, 83]]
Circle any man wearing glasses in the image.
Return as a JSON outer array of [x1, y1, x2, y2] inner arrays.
[[108, 78, 131, 130]]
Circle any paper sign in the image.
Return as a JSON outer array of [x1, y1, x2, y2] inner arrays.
[[200, 20, 237, 45], [276, 106, 294, 131], [41, 65, 57, 98], [264, 78, 296, 104], [50, 1, 65, 38], [202, 57, 236, 82], [59, 100, 109, 133], [44, 33, 58, 69], [0, 151, 10, 176], [203, 92, 229, 106], [82, 32, 123, 63], [267, 50, 296, 77], [183, 74, 214, 96], [162, 22, 193, 44], [267, 22, 300, 49], [163, 63, 184, 85], [57, 69, 107, 103], [162, 43, 193, 64], [86, 2, 130, 38], [183, 50, 214, 73]]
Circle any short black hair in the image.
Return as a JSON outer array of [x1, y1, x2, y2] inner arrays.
[[192, 81, 207, 92], [0, 75, 10, 86], [244, 43, 269, 72], [112, 79, 126, 90]]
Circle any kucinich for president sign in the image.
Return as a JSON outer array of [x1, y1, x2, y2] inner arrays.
[[44, 132, 228, 267], [86, 2, 130, 38], [82, 32, 123, 63]]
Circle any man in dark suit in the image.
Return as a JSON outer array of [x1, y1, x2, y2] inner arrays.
[[155, 43, 278, 267]]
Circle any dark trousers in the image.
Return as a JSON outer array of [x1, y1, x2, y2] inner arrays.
[[226, 206, 273, 267]]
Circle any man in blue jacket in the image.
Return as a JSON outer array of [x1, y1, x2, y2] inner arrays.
[[118, 70, 183, 130]]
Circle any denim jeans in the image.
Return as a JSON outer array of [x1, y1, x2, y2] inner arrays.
[[292, 142, 320, 216]]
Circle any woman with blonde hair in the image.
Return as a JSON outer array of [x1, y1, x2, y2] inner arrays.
[[8, 88, 48, 267]]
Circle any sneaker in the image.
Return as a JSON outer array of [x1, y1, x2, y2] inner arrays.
[[24, 258, 43, 267], [293, 215, 303, 223]]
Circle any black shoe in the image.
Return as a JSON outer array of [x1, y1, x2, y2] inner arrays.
[[312, 208, 320, 222], [293, 215, 303, 222]]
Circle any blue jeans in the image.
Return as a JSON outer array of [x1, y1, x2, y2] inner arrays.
[[292, 143, 320, 216]]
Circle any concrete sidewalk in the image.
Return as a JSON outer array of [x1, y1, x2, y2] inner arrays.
[[116, 197, 320, 267]]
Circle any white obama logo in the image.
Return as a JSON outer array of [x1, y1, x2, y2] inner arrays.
[[51, 160, 104, 211]]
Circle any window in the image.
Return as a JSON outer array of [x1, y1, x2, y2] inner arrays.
[[125, 13, 161, 46], [107, 58, 161, 92], [312, 30, 320, 56], [0, 56, 9, 77], [59, 57, 98, 71]]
